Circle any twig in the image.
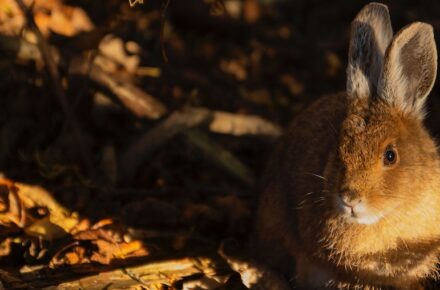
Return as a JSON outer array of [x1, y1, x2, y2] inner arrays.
[[30, 257, 221, 289], [71, 51, 98, 111], [0, 36, 167, 120], [215, 0, 230, 17], [119, 106, 281, 180], [49, 241, 81, 268], [69, 58, 167, 119], [0, 34, 44, 63], [128, 0, 144, 7], [120, 107, 212, 180], [0, 269, 36, 290], [159, 0, 171, 63], [184, 129, 255, 186], [15, 0, 94, 176], [210, 110, 281, 137]]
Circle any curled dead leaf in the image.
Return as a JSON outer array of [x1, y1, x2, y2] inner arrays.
[[0, 179, 24, 228], [24, 217, 67, 241], [51, 220, 149, 266], [0, 0, 93, 36], [15, 183, 80, 233], [97, 34, 140, 73]]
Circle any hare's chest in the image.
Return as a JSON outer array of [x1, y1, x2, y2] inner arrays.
[[359, 246, 440, 279]]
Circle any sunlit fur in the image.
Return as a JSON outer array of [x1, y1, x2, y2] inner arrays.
[[254, 3, 440, 289], [321, 101, 440, 283]]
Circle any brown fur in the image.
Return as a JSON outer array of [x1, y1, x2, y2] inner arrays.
[[254, 3, 440, 289]]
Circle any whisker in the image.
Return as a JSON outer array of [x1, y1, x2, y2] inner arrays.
[[304, 189, 331, 195], [303, 172, 329, 182], [295, 189, 335, 210]]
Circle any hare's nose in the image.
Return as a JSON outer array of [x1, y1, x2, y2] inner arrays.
[[340, 195, 362, 209]]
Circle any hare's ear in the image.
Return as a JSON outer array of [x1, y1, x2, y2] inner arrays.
[[379, 22, 437, 117], [347, 3, 393, 101]]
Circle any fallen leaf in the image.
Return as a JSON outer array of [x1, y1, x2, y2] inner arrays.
[[0, 179, 24, 227], [280, 74, 304, 96], [15, 183, 80, 233], [220, 59, 247, 81], [24, 217, 67, 241], [0, 0, 93, 36], [97, 34, 140, 73], [325, 51, 342, 77], [243, 0, 260, 24], [51, 220, 149, 266], [239, 87, 272, 105], [113, 240, 145, 258]]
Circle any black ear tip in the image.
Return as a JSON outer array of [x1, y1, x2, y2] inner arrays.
[[347, 2, 394, 101]]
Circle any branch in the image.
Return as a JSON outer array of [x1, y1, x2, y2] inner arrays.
[[69, 58, 167, 119], [184, 129, 255, 186], [160, 0, 171, 63], [15, 0, 94, 176], [119, 106, 280, 181], [0, 36, 167, 120], [120, 107, 212, 180]]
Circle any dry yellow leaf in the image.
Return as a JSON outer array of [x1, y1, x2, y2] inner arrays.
[[15, 182, 80, 233], [24, 217, 68, 241], [113, 240, 146, 258]]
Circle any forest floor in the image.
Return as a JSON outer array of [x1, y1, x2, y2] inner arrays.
[[1, 0, 440, 289]]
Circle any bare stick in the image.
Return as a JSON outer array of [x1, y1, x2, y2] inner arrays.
[[120, 106, 281, 180], [69, 58, 167, 119], [15, 0, 94, 176], [23, 257, 226, 289], [120, 107, 212, 180], [210, 110, 281, 137], [184, 129, 255, 186], [0, 37, 167, 120], [160, 0, 171, 63], [1, 36, 279, 136], [0, 34, 44, 63], [0, 269, 36, 290]]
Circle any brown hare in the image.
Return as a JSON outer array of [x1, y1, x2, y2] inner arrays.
[[255, 2, 440, 289]]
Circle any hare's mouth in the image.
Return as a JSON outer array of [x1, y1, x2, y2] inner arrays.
[[335, 197, 383, 225], [349, 213, 382, 225]]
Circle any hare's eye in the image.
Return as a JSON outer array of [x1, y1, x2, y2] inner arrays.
[[383, 147, 397, 166]]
